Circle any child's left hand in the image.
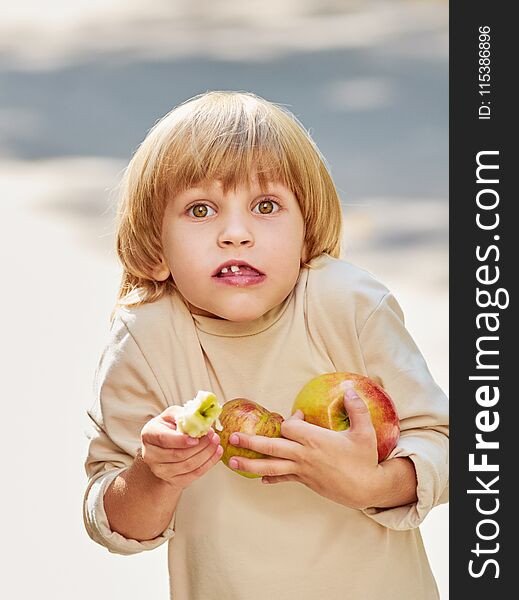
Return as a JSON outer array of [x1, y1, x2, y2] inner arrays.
[[227, 388, 386, 510]]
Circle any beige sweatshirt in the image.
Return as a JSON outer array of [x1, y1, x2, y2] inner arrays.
[[83, 253, 449, 600]]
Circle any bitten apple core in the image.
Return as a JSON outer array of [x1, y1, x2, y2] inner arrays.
[[170, 390, 223, 438]]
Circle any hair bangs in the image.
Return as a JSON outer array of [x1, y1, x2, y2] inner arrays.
[[158, 96, 301, 198]]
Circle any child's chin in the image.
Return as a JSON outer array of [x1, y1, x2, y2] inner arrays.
[[214, 303, 270, 323], [216, 310, 261, 323]]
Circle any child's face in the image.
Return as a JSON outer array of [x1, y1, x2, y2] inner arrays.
[[154, 175, 307, 321]]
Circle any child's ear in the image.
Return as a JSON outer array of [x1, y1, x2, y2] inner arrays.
[[300, 242, 309, 264], [151, 257, 171, 282]]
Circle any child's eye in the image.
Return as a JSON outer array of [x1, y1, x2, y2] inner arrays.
[[187, 204, 216, 218], [187, 198, 281, 218], [253, 198, 281, 215]]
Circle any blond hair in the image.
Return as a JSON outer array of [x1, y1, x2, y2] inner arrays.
[[112, 90, 343, 321]]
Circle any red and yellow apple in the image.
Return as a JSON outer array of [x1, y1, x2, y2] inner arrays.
[[216, 398, 284, 478], [292, 372, 399, 462]]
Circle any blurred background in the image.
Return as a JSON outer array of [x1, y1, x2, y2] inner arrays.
[[0, 0, 448, 597]]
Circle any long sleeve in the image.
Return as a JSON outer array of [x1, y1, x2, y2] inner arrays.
[[358, 293, 449, 530], [83, 315, 176, 555]]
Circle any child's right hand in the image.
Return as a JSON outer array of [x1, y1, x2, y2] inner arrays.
[[140, 406, 223, 490]]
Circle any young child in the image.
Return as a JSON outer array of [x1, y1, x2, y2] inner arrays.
[[83, 90, 449, 600]]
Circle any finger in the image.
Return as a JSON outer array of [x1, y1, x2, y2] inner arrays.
[[159, 406, 180, 427], [143, 432, 217, 463], [166, 441, 224, 488], [228, 456, 298, 477], [287, 410, 304, 420], [342, 388, 375, 436], [157, 437, 222, 478], [176, 438, 223, 476], [280, 417, 322, 447], [142, 421, 212, 450], [262, 474, 299, 485], [143, 430, 202, 450], [228, 432, 300, 460]]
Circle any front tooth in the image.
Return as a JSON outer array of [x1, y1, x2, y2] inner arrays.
[[221, 267, 229, 274], [230, 265, 240, 273]]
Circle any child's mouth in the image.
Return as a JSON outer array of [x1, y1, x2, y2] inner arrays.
[[212, 269, 266, 287], [216, 265, 260, 278]]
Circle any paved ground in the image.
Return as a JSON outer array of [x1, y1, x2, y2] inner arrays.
[[0, 1, 448, 598]]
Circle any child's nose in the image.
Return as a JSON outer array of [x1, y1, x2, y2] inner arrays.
[[217, 215, 254, 247], [218, 234, 254, 248]]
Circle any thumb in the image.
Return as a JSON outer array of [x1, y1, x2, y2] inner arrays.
[[342, 385, 374, 435], [288, 409, 305, 421]]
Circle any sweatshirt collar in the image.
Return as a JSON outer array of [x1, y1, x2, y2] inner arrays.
[[189, 283, 296, 337]]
